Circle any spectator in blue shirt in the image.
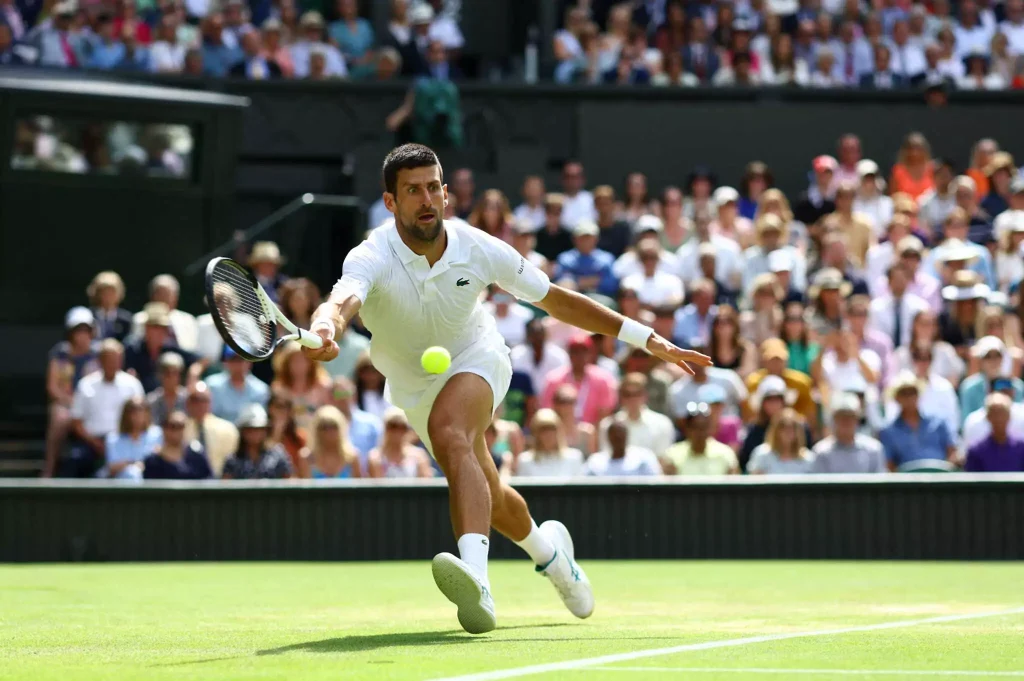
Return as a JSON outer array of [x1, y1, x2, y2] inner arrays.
[[29, 1, 83, 68], [958, 338, 1024, 420], [673, 278, 718, 348], [329, 0, 374, 78], [103, 396, 162, 480], [329, 375, 381, 465], [87, 16, 125, 69], [206, 347, 271, 424], [880, 373, 957, 471], [555, 221, 619, 298], [199, 12, 242, 77], [291, 10, 347, 78]]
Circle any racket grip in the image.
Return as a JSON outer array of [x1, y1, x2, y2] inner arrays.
[[297, 328, 325, 349]]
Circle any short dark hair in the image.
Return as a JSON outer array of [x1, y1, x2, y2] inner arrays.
[[934, 156, 956, 172], [382, 144, 442, 195]]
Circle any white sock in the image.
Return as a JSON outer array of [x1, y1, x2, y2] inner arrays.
[[457, 533, 490, 586], [514, 520, 556, 568]]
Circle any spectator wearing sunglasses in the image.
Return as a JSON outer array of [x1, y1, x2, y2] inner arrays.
[[368, 408, 434, 478], [143, 411, 213, 480]]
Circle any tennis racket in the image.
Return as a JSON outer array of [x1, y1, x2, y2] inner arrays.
[[204, 257, 323, 362]]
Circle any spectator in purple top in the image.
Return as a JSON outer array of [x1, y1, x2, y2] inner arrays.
[[965, 393, 1024, 471]]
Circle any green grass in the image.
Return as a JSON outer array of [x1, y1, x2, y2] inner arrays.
[[1, 562, 1022, 680]]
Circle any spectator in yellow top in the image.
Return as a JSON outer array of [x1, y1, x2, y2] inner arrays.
[[662, 402, 739, 475], [745, 338, 816, 429]]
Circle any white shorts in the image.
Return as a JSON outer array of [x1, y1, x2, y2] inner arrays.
[[384, 340, 512, 456]]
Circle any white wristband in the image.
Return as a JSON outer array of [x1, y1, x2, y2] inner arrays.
[[310, 318, 336, 339], [617, 318, 653, 349]]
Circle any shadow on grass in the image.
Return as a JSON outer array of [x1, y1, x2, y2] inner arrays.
[[258, 622, 573, 656]]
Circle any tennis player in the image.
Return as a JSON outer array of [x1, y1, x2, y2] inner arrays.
[[304, 144, 711, 634]]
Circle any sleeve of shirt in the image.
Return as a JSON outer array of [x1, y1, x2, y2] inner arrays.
[[70, 383, 87, 420], [329, 243, 383, 305], [488, 235, 551, 303]]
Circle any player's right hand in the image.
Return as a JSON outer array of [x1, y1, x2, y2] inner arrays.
[[302, 326, 341, 363]]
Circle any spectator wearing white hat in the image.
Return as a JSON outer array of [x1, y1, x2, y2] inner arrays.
[[852, 160, 895, 239], [811, 393, 887, 474], [880, 372, 958, 472], [708, 185, 755, 249], [925, 207, 995, 288], [883, 343, 960, 440], [64, 339, 145, 478], [44, 307, 101, 477], [554, 220, 618, 297], [248, 241, 288, 303], [621, 239, 684, 309], [87, 271, 133, 342], [994, 207, 1024, 294], [598, 373, 675, 458], [939, 270, 990, 353], [223, 404, 293, 479], [767, 248, 804, 305], [958, 336, 1024, 419], [917, 157, 957, 236]]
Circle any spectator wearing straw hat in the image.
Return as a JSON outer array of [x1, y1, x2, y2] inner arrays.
[[880, 372, 957, 472], [147, 352, 188, 425], [742, 214, 808, 295], [853, 160, 895, 238], [939, 271, 991, 353], [958, 336, 1024, 419], [962, 381, 1024, 449], [811, 392, 886, 473], [926, 211, 994, 288], [248, 240, 287, 303], [964, 393, 1024, 472], [291, 10, 347, 78], [124, 303, 200, 394], [130, 274, 199, 352], [87, 271, 133, 342], [980, 151, 1017, 219], [805, 267, 852, 338]]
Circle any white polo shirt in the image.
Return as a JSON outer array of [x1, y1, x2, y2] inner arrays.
[[330, 218, 551, 405], [70, 371, 145, 436]]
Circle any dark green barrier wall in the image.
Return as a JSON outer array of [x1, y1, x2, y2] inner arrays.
[[3, 476, 1022, 562]]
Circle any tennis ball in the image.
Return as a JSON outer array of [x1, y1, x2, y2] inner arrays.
[[421, 346, 451, 374]]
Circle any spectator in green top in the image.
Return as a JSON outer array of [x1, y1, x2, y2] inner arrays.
[[329, 0, 375, 78], [781, 301, 820, 375]]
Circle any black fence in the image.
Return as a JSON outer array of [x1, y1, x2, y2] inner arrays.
[[3, 475, 1023, 563]]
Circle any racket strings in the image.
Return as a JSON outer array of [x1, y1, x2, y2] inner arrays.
[[209, 263, 276, 358]]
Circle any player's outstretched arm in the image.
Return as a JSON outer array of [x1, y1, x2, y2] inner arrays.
[[533, 284, 712, 376], [303, 294, 363, 363]]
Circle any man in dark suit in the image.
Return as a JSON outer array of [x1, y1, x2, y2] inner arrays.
[[229, 31, 282, 79], [681, 15, 720, 83], [859, 43, 906, 89]]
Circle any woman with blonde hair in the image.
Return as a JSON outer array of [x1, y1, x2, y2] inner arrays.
[[467, 189, 514, 242], [755, 188, 805, 249], [890, 132, 935, 200], [740, 273, 784, 349], [367, 407, 434, 478], [747, 408, 815, 474], [512, 409, 586, 478], [87, 270, 133, 341], [996, 218, 1024, 294], [271, 341, 332, 428], [277, 277, 321, 332], [302, 405, 362, 478]]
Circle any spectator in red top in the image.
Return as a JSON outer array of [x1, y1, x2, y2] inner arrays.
[[467, 189, 514, 243], [113, 0, 152, 44], [890, 132, 936, 200], [540, 335, 618, 426]]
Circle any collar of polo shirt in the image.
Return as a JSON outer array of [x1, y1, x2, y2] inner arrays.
[[387, 218, 465, 266]]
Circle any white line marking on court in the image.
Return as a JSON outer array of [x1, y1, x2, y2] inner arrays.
[[430, 607, 1024, 681], [583, 667, 1024, 677]]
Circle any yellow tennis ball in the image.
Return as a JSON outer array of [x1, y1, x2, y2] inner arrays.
[[421, 346, 451, 374]]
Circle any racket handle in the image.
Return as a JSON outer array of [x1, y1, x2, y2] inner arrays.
[[296, 327, 325, 349]]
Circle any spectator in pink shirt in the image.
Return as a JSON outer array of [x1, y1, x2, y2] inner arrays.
[[261, 18, 295, 77], [540, 335, 618, 426], [832, 134, 863, 190]]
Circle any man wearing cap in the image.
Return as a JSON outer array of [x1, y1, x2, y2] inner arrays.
[[794, 155, 838, 227], [130, 274, 200, 352], [147, 352, 188, 425], [534, 193, 573, 262], [678, 198, 743, 286], [123, 302, 200, 394], [32, 0, 81, 67], [958, 336, 1024, 420], [745, 339, 816, 428], [918, 158, 958, 235], [662, 402, 739, 475], [598, 373, 674, 457], [868, 262, 930, 348], [64, 340, 145, 478], [554, 220, 619, 297], [852, 159, 894, 238], [593, 185, 632, 258], [539, 334, 618, 426], [767, 248, 805, 305], [811, 392, 887, 473], [880, 372, 957, 471], [964, 393, 1024, 472], [621, 239, 684, 309], [708, 185, 754, 248], [206, 344, 271, 423], [44, 307, 101, 477], [248, 241, 288, 303]]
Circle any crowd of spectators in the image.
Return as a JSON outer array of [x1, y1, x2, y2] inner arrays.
[[0, 0, 463, 80], [44, 129, 1024, 480], [555, 0, 1024, 91]]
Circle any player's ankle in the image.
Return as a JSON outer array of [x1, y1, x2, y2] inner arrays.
[[457, 533, 490, 587], [514, 519, 556, 566]]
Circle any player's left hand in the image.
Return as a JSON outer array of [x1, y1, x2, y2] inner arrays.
[[646, 335, 713, 376]]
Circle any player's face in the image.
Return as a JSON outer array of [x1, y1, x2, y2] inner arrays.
[[387, 165, 447, 244]]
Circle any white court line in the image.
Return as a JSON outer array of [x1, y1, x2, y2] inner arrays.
[[430, 607, 1024, 681], [584, 667, 1024, 677]]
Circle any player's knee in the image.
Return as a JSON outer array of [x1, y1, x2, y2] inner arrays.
[[427, 421, 472, 459]]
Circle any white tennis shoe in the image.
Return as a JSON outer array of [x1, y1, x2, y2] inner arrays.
[[432, 552, 496, 634], [537, 520, 595, 619]]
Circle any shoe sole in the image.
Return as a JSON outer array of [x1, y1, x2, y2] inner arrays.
[[432, 553, 496, 634]]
